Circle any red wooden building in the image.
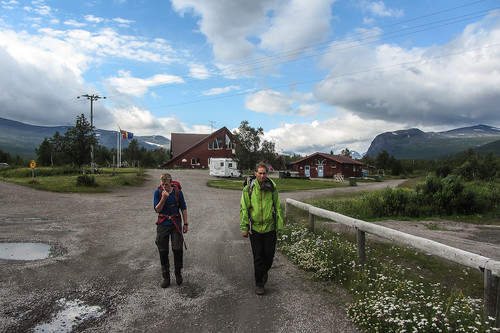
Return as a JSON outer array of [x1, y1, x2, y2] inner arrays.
[[164, 127, 236, 169], [291, 152, 364, 178]]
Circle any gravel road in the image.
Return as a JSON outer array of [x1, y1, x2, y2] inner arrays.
[[1, 170, 498, 332], [1, 169, 361, 333]]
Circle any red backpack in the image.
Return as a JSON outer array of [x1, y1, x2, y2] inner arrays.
[[156, 180, 182, 223]]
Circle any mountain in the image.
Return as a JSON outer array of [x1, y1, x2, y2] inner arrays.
[[0, 117, 170, 159], [366, 125, 500, 159], [350, 151, 363, 159]]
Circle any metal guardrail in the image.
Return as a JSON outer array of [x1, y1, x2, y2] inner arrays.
[[285, 198, 500, 321]]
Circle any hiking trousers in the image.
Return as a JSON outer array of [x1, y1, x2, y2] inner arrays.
[[156, 224, 183, 277], [249, 230, 277, 286]]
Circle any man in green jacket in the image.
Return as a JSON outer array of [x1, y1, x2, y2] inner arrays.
[[240, 162, 283, 295]]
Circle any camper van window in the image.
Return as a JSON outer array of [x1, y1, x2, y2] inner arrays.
[[228, 163, 233, 168]]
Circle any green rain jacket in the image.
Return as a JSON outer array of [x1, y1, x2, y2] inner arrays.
[[240, 178, 283, 234]]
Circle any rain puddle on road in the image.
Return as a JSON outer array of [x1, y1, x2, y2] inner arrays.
[[33, 298, 105, 332], [0, 242, 53, 260]]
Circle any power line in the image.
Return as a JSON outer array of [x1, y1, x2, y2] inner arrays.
[[99, 3, 499, 99], [143, 43, 500, 109], [45, 1, 499, 111]]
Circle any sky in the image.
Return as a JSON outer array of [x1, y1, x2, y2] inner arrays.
[[1, 0, 499, 156]]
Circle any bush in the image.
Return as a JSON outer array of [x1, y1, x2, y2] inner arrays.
[[76, 174, 97, 187]]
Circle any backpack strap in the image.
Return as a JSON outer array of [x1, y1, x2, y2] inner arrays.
[[157, 186, 181, 224], [246, 178, 276, 233]]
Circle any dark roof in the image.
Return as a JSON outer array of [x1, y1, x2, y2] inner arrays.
[[166, 127, 233, 166], [293, 152, 364, 165], [171, 133, 208, 159]]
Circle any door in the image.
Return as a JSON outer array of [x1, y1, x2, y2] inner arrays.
[[305, 165, 310, 178], [318, 165, 324, 178]]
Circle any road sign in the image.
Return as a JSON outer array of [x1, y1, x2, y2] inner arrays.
[[30, 160, 36, 169]]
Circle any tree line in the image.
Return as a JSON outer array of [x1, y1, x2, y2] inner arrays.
[[34, 114, 169, 169]]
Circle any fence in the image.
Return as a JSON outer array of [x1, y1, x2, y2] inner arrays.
[[285, 198, 500, 322]]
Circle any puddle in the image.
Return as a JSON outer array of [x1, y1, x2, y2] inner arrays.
[[33, 298, 105, 333], [0, 242, 54, 260]]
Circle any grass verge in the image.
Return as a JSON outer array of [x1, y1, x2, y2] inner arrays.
[[207, 175, 350, 192], [0, 167, 148, 192]]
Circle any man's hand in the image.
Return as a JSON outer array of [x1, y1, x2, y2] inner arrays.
[[242, 232, 248, 238], [183, 224, 188, 233]]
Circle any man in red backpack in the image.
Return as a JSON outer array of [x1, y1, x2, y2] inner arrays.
[[154, 173, 188, 288]]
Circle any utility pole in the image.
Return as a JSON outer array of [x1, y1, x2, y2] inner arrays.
[[77, 94, 106, 173]]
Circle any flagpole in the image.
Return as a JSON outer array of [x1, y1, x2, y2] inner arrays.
[[119, 131, 122, 167], [116, 129, 119, 168]]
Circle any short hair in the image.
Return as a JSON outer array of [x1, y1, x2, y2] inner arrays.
[[254, 162, 268, 172], [160, 173, 172, 183]]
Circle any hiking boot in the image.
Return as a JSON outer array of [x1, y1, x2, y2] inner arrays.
[[175, 270, 183, 285], [161, 276, 170, 288], [255, 286, 266, 295]]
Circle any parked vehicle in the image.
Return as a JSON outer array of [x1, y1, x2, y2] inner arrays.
[[209, 158, 242, 177], [0, 163, 8, 168]]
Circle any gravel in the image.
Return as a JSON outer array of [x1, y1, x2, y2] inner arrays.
[[1, 170, 498, 332]]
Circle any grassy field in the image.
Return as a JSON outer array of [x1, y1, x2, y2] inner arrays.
[[0, 167, 149, 192], [207, 175, 351, 191]]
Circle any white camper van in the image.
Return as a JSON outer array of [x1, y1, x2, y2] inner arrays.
[[209, 158, 242, 177]]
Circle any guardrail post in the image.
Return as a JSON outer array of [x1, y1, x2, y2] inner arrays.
[[308, 212, 315, 232], [484, 269, 500, 326], [357, 228, 366, 266]]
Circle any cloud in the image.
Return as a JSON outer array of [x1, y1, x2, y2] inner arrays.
[[0, 29, 92, 126], [189, 63, 210, 79], [245, 89, 319, 116], [84, 15, 105, 24], [109, 106, 186, 136], [171, 0, 272, 63], [112, 17, 134, 27], [245, 90, 293, 115], [171, 0, 336, 64], [202, 85, 240, 96], [0, 25, 183, 129], [259, 0, 335, 53], [314, 13, 500, 127], [24, 3, 52, 16], [360, 0, 403, 24], [105, 70, 185, 97], [264, 113, 397, 155]]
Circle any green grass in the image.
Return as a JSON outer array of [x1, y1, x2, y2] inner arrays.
[[0, 167, 148, 192], [207, 176, 350, 192]]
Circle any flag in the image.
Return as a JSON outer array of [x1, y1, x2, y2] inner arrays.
[[120, 129, 134, 140]]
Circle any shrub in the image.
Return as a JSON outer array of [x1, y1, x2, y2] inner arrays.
[[76, 174, 97, 187]]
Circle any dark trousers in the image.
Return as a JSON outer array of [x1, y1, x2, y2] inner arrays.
[[249, 230, 277, 286], [156, 224, 183, 277]]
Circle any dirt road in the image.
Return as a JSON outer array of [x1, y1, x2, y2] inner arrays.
[[1, 170, 361, 333], [1, 170, 498, 332]]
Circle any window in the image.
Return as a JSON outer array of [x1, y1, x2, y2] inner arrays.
[[209, 135, 223, 150], [225, 134, 231, 149], [191, 158, 201, 165]]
